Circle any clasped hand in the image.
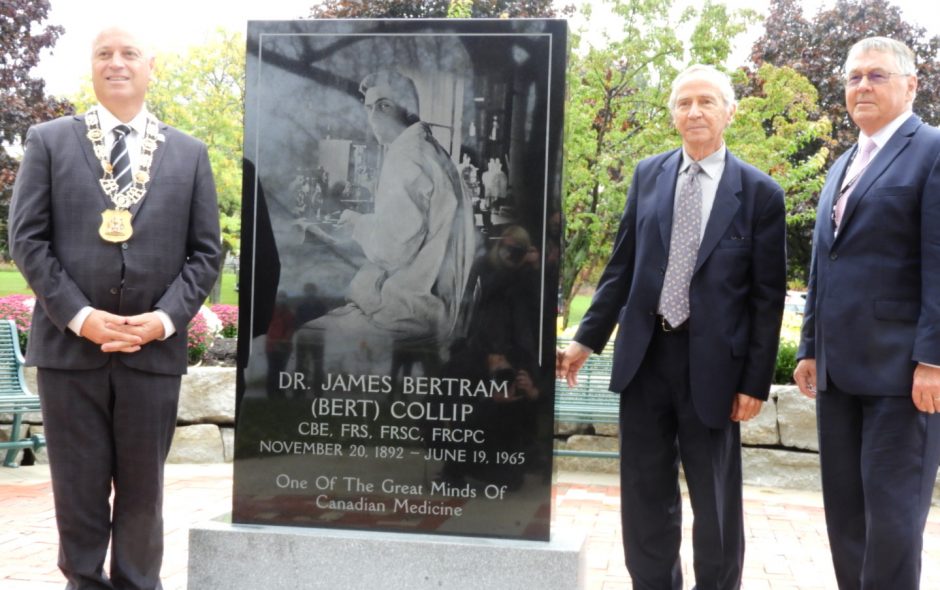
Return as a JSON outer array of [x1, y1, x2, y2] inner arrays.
[[80, 310, 165, 353]]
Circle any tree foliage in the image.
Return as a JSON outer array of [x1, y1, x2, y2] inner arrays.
[[560, 0, 771, 324], [74, 29, 245, 263], [751, 0, 940, 158], [728, 64, 832, 284], [0, 0, 73, 258], [310, 0, 559, 18]]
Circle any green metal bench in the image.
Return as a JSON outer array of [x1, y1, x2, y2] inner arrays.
[[554, 338, 619, 459], [0, 319, 45, 467]]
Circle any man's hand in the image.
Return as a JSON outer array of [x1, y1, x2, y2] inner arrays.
[[114, 312, 166, 350], [794, 358, 817, 399], [80, 310, 142, 353], [730, 393, 762, 422], [912, 363, 940, 414], [556, 341, 592, 387]]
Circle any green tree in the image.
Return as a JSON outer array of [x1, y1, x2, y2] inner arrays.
[[0, 0, 73, 258], [75, 29, 244, 299], [148, 30, 245, 261], [728, 64, 832, 285]]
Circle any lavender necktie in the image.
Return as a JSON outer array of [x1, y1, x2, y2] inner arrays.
[[833, 139, 876, 230]]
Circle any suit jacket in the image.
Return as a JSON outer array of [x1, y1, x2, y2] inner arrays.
[[9, 113, 222, 375], [575, 148, 787, 429], [798, 114, 940, 395]]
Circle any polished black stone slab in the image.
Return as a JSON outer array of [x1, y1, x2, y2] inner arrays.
[[233, 18, 566, 541]]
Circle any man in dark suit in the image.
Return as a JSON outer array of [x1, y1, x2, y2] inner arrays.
[[793, 37, 940, 590], [557, 64, 786, 589], [8, 26, 221, 590]]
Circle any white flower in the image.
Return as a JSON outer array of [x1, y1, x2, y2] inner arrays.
[[199, 305, 223, 338]]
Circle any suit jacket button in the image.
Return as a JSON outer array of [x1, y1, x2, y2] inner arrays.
[[829, 253, 837, 260], [110, 287, 118, 295], [121, 243, 129, 250]]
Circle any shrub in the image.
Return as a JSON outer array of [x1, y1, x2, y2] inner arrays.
[[0, 294, 35, 351], [774, 339, 799, 384], [210, 303, 238, 338]]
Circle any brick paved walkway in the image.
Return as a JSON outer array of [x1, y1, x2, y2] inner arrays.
[[2, 465, 939, 589]]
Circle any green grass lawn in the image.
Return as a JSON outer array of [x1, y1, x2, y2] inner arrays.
[[0, 267, 31, 297], [0, 267, 239, 305]]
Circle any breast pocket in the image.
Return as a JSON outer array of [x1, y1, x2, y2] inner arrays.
[[717, 236, 751, 250], [869, 185, 917, 199]]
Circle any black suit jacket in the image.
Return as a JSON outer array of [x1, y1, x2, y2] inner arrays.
[[9, 114, 222, 375], [798, 114, 940, 395], [575, 148, 787, 428]]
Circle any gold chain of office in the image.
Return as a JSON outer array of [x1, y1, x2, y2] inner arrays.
[[84, 109, 161, 209]]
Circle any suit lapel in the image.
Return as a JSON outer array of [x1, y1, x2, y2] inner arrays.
[[130, 121, 170, 219], [693, 151, 741, 273], [656, 150, 683, 254], [816, 149, 852, 249], [837, 114, 920, 236], [70, 115, 114, 210]]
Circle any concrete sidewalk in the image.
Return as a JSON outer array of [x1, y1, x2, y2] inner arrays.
[[2, 464, 940, 590]]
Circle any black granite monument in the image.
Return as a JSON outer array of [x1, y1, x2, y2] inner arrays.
[[233, 19, 566, 541]]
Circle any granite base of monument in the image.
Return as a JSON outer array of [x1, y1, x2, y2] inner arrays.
[[187, 518, 586, 590]]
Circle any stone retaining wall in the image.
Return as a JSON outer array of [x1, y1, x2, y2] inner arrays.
[[555, 384, 940, 502], [5, 373, 939, 502], [6, 367, 236, 465]]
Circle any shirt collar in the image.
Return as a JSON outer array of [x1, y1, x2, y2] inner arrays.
[[681, 144, 726, 179], [94, 104, 151, 136], [859, 109, 913, 150]]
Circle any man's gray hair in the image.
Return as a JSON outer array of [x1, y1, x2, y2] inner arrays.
[[668, 64, 737, 113], [845, 37, 917, 76]]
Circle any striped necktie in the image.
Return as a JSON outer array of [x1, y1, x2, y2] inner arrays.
[[110, 124, 132, 193]]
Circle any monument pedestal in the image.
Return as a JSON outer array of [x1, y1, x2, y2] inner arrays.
[[188, 518, 586, 590]]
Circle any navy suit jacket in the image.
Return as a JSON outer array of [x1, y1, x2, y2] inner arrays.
[[9, 114, 222, 375], [798, 114, 940, 395], [575, 148, 787, 429]]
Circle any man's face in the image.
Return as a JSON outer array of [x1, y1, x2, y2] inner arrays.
[[365, 97, 408, 145], [845, 50, 916, 136], [672, 78, 734, 157], [91, 28, 153, 116]]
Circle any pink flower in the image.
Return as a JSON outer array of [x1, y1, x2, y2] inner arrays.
[[209, 304, 238, 338]]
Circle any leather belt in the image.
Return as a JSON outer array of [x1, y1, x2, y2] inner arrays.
[[656, 315, 688, 332]]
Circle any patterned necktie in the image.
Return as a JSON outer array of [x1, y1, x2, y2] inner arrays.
[[660, 162, 703, 327], [833, 138, 876, 230], [110, 124, 132, 193]]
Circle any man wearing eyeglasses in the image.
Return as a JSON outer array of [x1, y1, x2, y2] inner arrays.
[[793, 36, 940, 589]]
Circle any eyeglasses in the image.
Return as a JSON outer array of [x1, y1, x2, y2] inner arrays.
[[844, 70, 908, 87]]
